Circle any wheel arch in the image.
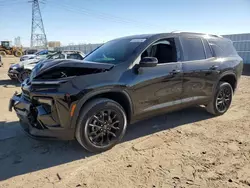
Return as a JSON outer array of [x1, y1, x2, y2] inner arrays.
[[218, 72, 237, 92], [70, 89, 134, 128]]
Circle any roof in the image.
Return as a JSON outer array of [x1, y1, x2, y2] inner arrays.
[[112, 31, 224, 42]]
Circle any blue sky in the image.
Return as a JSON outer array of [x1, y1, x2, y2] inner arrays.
[[0, 0, 250, 46]]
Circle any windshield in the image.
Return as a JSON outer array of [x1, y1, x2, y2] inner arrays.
[[84, 38, 146, 64]]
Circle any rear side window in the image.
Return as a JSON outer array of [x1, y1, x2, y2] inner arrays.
[[202, 39, 213, 58], [180, 37, 206, 61], [208, 39, 238, 57]]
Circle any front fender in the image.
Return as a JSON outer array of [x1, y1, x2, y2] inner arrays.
[[69, 88, 133, 129]]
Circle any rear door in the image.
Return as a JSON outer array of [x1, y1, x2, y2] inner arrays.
[[180, 36, 220, 104]]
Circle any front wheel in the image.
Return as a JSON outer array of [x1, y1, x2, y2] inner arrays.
[[206, 82, 233, 115], [76, 98, 127, 152]]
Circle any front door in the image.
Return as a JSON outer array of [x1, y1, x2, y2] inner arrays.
[[128, 38, 183, 118]]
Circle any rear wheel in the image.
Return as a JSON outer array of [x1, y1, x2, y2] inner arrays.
[[76, 98, 127, 152], [0, 51, 6, 56], [206, 82, 233, 115], [14, 51, 22, 57], [18, 69, 31, 83]]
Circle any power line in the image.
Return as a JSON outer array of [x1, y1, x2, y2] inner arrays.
[[50, 0, 165, 29], [0, 0, 25, 6]]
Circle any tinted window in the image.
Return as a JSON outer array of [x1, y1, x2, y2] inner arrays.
[[84, 38, 145, 64], [202, 39, 213, 58], [67, 54, 83, 60], [181, 37, 205, 61], [47, 53, 65, 59], [141, 38, 177, 64], [208, 39, 238, 57]]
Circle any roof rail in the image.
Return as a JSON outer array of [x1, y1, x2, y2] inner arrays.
[[171, 30, 223, 38]]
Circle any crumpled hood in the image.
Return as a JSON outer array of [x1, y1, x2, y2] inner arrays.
[[31, 59, 114, 80]]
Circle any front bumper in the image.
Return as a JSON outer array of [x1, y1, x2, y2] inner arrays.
[[9, 93, 75, 140]]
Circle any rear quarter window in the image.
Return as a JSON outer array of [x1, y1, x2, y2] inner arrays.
[[208, 39, 238, 57], [202, 39, 213, 58]]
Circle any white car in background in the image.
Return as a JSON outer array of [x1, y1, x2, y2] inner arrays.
[[20, 49, 56, 61], [8, 51, 85, 82]]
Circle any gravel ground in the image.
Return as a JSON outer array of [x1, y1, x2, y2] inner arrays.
[[0, 57, 250, 188]]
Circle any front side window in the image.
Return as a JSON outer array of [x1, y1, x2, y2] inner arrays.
[[141, 38, 178, 64], [181, 37, 206, 61], [84, 38, 145, 64]]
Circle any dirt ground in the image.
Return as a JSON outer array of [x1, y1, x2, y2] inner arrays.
[[0, 57, 250, 188]]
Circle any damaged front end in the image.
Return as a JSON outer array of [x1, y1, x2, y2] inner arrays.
[[9, 59, 114, 140]]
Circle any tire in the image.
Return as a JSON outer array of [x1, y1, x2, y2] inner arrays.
[[18, 69, 31, 83], [206, 82, 233, 115], [0, 51, 6, 56], [75, 98, 127, 152], [14, 51, 22, 57]]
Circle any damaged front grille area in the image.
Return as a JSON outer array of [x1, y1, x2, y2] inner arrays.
[[17, 93, 60, 130]]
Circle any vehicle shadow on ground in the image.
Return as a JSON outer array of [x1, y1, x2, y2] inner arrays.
[[0, 79, 20, 87], [0, 106, 213, 181]]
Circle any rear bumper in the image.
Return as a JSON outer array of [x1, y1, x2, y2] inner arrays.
[[9, 93, 75, 140]]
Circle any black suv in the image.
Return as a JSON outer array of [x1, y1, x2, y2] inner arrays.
[[9, 32, 243, 152]]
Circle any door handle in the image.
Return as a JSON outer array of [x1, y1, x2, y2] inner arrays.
[[209, 65, 218, 70]]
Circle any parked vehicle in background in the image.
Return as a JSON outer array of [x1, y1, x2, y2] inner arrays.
[[20, 49, 56, 61], [9, 32, 243, 152], [8, 50, 85, 82], [0, 55, 2, 67], [23, 49, 38, 55]]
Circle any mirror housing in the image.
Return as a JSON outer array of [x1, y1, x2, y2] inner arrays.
[[139, 57, 158, 67]]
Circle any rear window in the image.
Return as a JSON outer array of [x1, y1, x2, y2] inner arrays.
[[208, 39, 238, 57]]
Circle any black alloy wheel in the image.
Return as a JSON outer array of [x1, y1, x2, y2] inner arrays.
[[86, 110, 121, 147], [206, 82, 233, 115], [76, 98, 127, 152], [215, 85, 232, 113]]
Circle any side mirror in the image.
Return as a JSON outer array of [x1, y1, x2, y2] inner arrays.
[[139, 57, 158, 67]]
